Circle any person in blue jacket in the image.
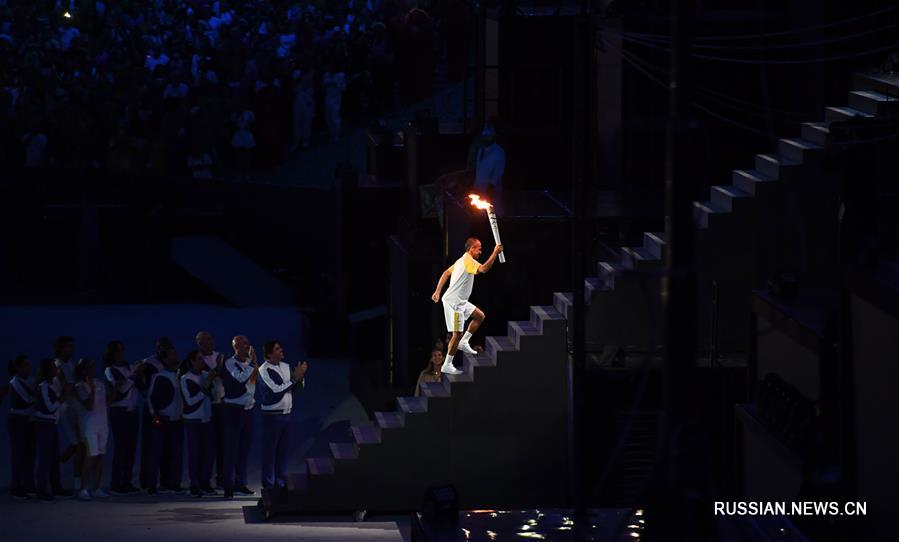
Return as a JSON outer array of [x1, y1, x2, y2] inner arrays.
[[221, 335, 258, 499], [180, 350, 216, 497], [257, 340, 308, 491]]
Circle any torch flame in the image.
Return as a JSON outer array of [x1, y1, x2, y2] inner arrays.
[[63, 11, 72, 18], [468, 194, 492, 210]]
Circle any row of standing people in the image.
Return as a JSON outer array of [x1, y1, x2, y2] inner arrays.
[[3, 333, 308, 502]]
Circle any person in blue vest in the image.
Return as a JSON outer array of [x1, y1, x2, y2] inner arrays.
[[103, 340, 142, 495], [137, 337, 170, 491], [147, 344, 184, 495], [195, 330, 226, 490], [221, 335, 259, 499], [181, 350, 216, 497], [33, 358, 73, 502], [6, 355, 36, 500], [258, 341, 308, 491]]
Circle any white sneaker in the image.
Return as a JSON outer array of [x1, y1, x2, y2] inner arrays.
[[457, 341, 477, 355], [440, 362, 463, 375], [92, 489, 110, 499], [77, 489, 92, 501]]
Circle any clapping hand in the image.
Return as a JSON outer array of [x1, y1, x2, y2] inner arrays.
[[293, 361, 308, 382]]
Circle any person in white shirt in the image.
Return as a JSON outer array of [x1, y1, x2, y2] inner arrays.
[[103, 340, 142, 495], [258, 340, 308, 490], [74, 358, 109, 501], [181, 350, 216, 497], [221, 335, 259, 499], [53, 336, 85, 487], [431, 238, 503, 375], [196, 330, 226, 489]]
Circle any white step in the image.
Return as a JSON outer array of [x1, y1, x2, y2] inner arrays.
[[692, 200, 728, 229], [848, 90, 899, 116], [825, 106, 874, 123], [755, 154, 799, 180], [778, 138, 823, 164], [598, 261, 624, 290], [801, 122, 830, 146], [732, 169, 778, 196], [710, 185, 752, 212], [643, 232, 666, 260], [621, 246, 659, 270]]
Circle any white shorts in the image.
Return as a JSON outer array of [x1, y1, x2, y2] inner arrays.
[[443, 300, 476, 333], [83, 426, 109, 457]]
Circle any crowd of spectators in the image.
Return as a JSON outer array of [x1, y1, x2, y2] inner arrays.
[[0, 0, 473, 180]]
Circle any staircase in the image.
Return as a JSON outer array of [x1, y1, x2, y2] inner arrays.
[[261, 304, 571, 517], [554, 73, 899, 353]]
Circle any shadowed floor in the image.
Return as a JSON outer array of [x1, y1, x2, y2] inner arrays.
[[0, 496, 410, 541]]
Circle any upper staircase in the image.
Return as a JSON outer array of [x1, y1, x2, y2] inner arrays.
[[554, 73, 899, 353]]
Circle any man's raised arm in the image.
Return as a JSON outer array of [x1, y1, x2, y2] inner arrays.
[[478, 244, 504, 274]]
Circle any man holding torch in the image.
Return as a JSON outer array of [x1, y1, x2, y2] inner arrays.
[[431, 237, 503, 375]]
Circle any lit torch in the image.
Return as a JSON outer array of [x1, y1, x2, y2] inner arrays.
[[469, 194, 505, 263]]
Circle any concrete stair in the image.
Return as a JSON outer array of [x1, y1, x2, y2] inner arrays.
[[553, 75, 889, 353], [261, 304, 570, 516], [554, 231, 666, 351]]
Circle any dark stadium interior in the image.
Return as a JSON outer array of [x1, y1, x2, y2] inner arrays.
[[1, 0, 898, 540]]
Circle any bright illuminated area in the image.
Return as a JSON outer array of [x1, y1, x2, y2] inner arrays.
[[1, 1, 895, 541], [468, 193, 493, 210], [442, 508, 640, 541]]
